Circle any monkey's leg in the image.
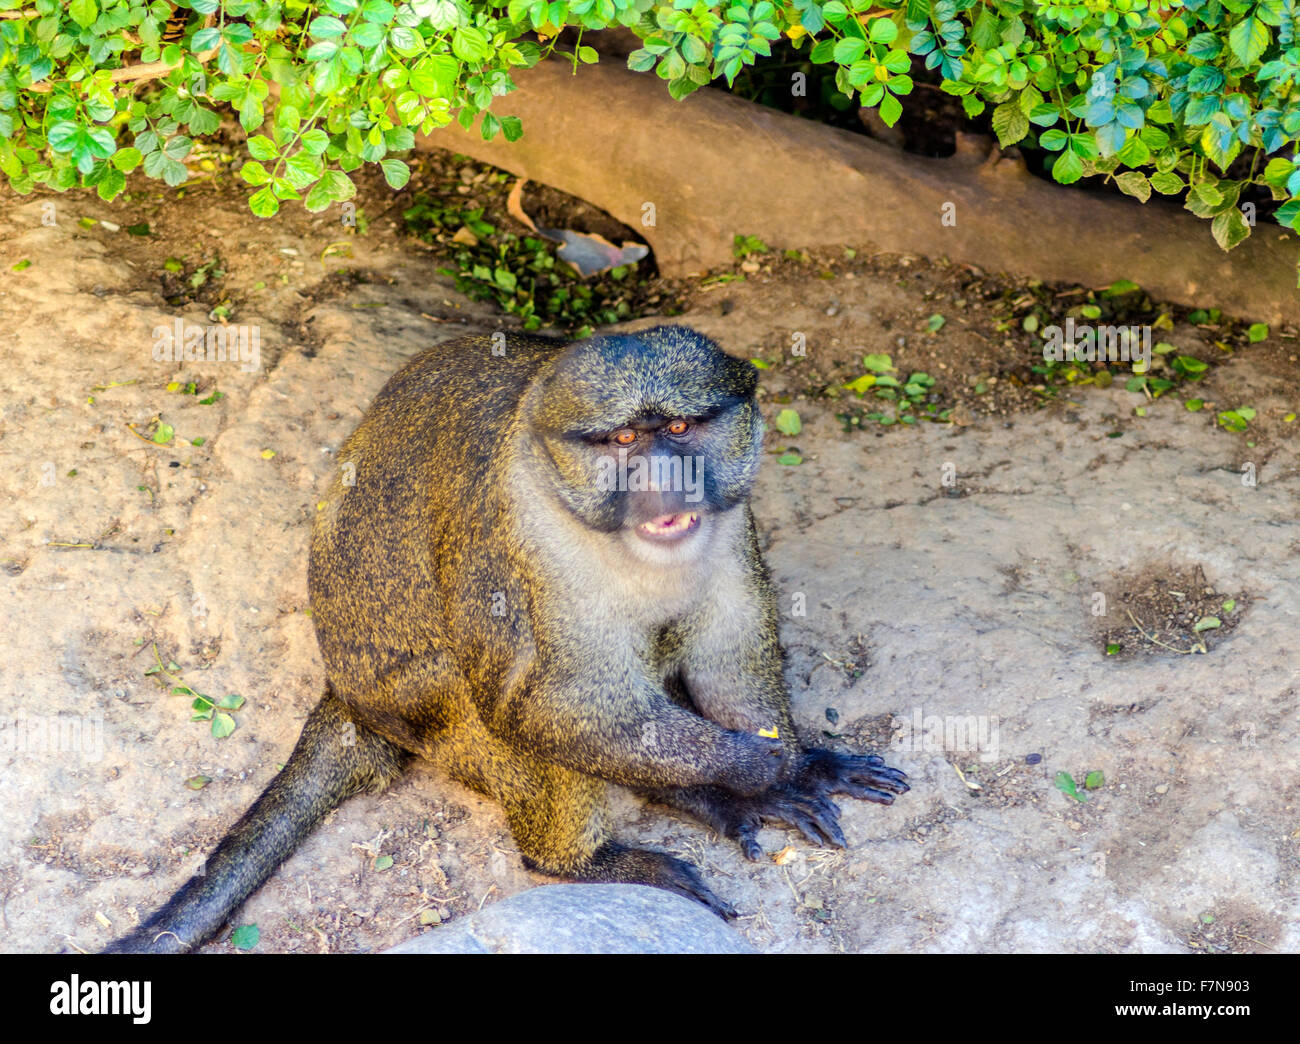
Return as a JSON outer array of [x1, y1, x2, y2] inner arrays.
[[104, 691, 404, 953], [504, 763, 738, 920]]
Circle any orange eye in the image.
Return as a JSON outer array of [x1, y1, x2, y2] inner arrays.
[[614, 429, 638, 446], [667, 419, 689, 436]]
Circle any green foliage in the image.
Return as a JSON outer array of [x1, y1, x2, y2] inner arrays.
[[841, 353, 949, 426], [3, 0, 1300, 273], [402, 190, 653, 332]]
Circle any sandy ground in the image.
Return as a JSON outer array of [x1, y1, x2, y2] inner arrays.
[[1, 168, 1297, 954]]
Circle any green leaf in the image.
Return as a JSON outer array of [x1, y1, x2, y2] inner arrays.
[[868, 18, 897, 45], [833, 37, 866, 64], [878, 92, 903, 128], [1054, 771, 1087, 802], [1084, 771, 1104, 790], [300, 129, 330, 155], [1193, 616, 1221, 632], [310, 15, 348, 38], [775, 408, 802, 435], [1149, 171, 1184, 195], [991, 101, 1028, 147], [69, 0, 98, 29], [247, 135, 277, 161], [1052, 148, 1084, 185], [212, 712, 236, 738], [1211, 208, 1250, 252], [1247, 322, 1268, 342], [380, 158, 410, 188], [862, 353, 894, 373], [240, 160, 271, 185], [153, 423, 174, 445], [1114, 171, 1150, 202], [1228, 17, 1269, 66], [230, 924, 260, 950], [112, 147, 143, 172], [249, 186, 280, 217], [304, 169, 356, 212]]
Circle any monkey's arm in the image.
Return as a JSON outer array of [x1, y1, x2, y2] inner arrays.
[[665, 508, 909, 855], [501, 667, 786, 795], [677, 507, 797, 739]]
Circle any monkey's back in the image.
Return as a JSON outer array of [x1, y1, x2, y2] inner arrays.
[[308, 333, 565, 745]]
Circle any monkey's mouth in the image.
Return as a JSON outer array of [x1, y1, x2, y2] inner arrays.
[[635, 512, 700, 542]]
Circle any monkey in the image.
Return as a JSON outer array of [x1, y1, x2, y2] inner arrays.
[[104, 325, 908, 953]]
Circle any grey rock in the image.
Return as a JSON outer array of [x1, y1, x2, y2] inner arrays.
[[386, 884, 756, 954]]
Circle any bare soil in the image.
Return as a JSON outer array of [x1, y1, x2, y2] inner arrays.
[[1, 157, 1297, 954]]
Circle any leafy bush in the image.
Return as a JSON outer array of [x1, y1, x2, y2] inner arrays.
[[2, 0, 1297, 275]]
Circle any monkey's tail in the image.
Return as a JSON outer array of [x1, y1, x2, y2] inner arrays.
[[103, 691, 404, 953]]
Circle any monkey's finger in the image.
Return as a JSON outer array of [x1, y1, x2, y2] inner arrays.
[[796, 794, 846, 847], [737, 824, 764, 862], [727, 812, 765, 861], [832, 781, 901, 805], [803, 803, 847, 848], [836, 757, 911, 793], [778, 798, 845, 848]]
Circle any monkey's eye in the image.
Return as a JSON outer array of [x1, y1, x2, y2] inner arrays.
[[666, 419, 690, 436], [613, 429, 638, 446]]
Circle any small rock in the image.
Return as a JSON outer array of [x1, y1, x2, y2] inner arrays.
[[1155, 784, 1169, 795]]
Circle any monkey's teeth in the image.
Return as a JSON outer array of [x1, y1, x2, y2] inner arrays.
[[638, 512, 700, 537]]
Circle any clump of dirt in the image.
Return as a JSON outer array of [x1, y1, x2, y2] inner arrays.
[[159, 254, 228, 311], [1183, 899, 1282, 954], [1097, 562, 1248, 658]]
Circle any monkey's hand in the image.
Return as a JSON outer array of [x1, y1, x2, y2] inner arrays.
[[646, 777, 843, 861], [648, 749, 908, 862], [796, 748, 910, 806], [736, 749, 908, 857]]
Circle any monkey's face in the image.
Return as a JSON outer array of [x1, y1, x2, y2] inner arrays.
[[530, 326, 763, 564]]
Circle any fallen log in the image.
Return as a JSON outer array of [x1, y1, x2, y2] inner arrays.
[[418, 58, 1299, 324]]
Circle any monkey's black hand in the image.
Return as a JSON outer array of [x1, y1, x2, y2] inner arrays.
[[645, 781, 846, 861], [723, 750, 907, 858], [651, 748, 908, 861], [798, 748, 910, 805], [726, 785, 847, 859]]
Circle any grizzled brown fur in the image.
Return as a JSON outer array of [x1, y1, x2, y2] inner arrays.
[[105, 327, 906, 952]]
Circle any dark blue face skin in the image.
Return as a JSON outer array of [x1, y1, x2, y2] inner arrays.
[[531, 327, 763, 539]]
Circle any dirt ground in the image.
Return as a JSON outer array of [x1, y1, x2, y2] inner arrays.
[[1, 158, 1298, 954]]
